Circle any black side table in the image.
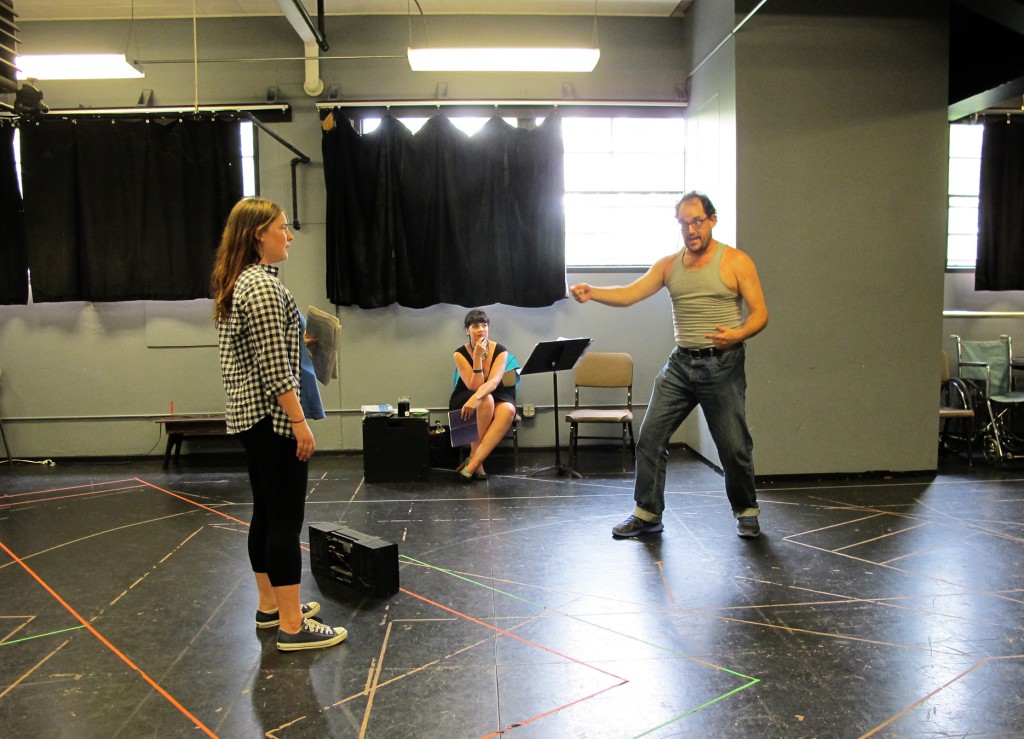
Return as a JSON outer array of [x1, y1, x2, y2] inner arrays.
[[362, 415, 430, 482]]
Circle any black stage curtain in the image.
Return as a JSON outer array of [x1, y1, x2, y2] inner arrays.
[[19, 118, 242, 302], [0, 125, 27, 305], [975, 119, 1024, 290], [322, 111, 566, 309]]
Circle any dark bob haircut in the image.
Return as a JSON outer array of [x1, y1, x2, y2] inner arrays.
[[464, 309, 489, 328]]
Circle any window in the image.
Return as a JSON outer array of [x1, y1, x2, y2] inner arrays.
[[358, 112, 686, 269], [240, 120, 256, 196], [360, 116, 507, 136], [12, 127, 20, 192], [563, 116, 685, 268], [947, 123, 983, 270]]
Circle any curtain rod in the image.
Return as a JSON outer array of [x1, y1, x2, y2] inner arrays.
[[41, 104, 291, 116], [976, 109, 1024, 116], [952, 109, 1024, 124], [316, 100, 686, 109], [944, 311, 1024, 318], [24, 103, 311, 230]]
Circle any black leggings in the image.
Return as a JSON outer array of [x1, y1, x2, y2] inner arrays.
[[238, 416, 308, 586]]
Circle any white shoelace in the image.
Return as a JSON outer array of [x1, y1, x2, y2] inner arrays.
[[303, 618, 334, 635]]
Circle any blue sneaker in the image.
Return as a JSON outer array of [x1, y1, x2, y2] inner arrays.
[[612, 515, 664, 538], [255, 601, 320, 629]]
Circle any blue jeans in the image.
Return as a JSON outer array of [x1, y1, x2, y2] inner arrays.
[[632, 345, 759, 521]]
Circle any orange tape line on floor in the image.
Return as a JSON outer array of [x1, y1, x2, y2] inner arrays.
[[0, 538, 218, 738]]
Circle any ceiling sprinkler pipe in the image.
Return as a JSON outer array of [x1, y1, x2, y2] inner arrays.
[[276, 0, 326, 97], [303, 41, 324, 97]]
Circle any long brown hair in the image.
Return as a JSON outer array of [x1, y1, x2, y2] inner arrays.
[[211, 197, 282, 323]]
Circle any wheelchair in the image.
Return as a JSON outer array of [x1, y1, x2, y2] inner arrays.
[[951, 334, 1024, 463]]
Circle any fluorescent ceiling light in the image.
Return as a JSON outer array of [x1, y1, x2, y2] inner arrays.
[[407, 47, 600, 73], [16, 54, 144, 80]]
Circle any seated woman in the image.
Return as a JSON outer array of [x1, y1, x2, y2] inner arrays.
[[450, 309, 517, 481]]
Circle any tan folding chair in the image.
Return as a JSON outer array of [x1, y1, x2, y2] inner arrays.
[[565, 352, 635, 470], [939, 351, 974, 465]]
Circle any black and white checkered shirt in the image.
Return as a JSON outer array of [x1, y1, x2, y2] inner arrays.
[[218, 264, 301, 437]]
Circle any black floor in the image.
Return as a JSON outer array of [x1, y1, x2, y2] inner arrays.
[[1, 448, 1023, 738]]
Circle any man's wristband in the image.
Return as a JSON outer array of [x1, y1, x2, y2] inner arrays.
[[473, 369, 484, 374], [290, 418, 306, 424]]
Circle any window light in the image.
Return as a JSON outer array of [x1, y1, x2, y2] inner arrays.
[[407, 47, 600, 73]]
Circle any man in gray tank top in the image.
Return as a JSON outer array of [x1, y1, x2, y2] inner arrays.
[[570, 191, 768, 539]]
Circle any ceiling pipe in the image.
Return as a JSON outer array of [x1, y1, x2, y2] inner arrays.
[[275, 0, 327, 97], [688, 0, 770, 80]]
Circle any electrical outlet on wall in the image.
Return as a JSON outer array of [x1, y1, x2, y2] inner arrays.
[[523, 403, 536, 418]]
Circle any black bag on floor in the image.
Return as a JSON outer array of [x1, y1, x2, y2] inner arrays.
[[428, 421, 460, 469]]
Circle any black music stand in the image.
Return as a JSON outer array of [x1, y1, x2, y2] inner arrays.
[[520, 337, 593, 478]]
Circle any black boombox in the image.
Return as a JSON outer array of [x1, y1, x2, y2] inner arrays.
[[308, 523, 400, 598]]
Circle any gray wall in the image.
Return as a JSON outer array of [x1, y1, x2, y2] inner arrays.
[[1, 15, 686, 459], [684, 0, 950, 475], [737, 1, 949, 474], [680, 0, 740, 465], [0, 7, 961, 476]]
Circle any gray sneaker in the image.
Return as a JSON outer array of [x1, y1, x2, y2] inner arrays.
[[612, 515, 664, 538], [277, 618, 348, 652], [736, 516, 761, 538]]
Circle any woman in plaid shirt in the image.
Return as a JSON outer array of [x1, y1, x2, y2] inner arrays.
[[211, 197, 347, 652]]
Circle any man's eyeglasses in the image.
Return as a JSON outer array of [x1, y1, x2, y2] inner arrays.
[[677, 217, 708, 231]]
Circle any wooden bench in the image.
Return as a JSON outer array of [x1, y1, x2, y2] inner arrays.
[[154, 414, 229, 469]]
